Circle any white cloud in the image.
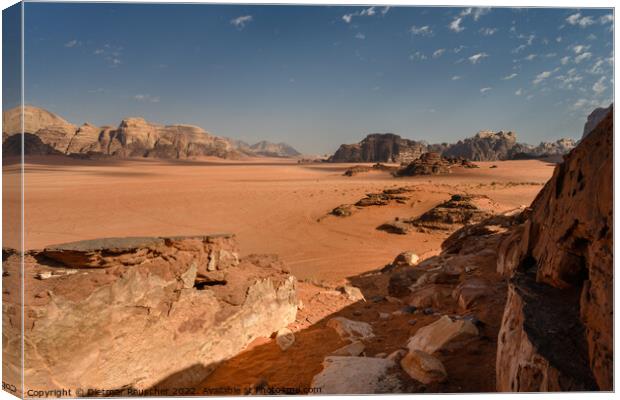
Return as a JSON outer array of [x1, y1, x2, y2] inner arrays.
[[468, 52, 488, 64], [589, 59, 606, 74], [360, 6, 376, 16], [600, 14, 613, 24], [410, 25, 433, 36], [472, 7, 491, 21], [566, 13, 595, 28], [432, 48, 445, 58], [231, 15, 253, 29], [560, 56, 571, 65], [453, 45, 466, 53], [524, 54, 537, 61], [451, 75, 461, 80], [409, 51, 427, 61], [479, 27, 498, 36], [64, 39, 79, 48], [556, 68, 583, 89], [502, 73, 518, 80], [574, 52, 592, 64], [93, 43, 124, 67], [512, 44, 526, 54], [593, 76, 607, 94], [572, 44, 590, 54], [343, 6, 385, 24], [449, 17, 464, 32], [533, 70, 552, 85], [515, 88, 523, 96], [480, 87, 492, 94], [355, 32, 366, 40], [134, 94, 160, 103]]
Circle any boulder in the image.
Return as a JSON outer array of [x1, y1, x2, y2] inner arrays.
[[452, 278, 491, 310], [275, 328, 295, 351], [400, 350, 448, 384], [408, 285, 453, 309], [392, 251, 420, 267], [331, 340, 365, 356], [311, 356, 401, 394], [407, 315, 478, 354], [341, 285, 366, 302], [326, 317, 374, 341]]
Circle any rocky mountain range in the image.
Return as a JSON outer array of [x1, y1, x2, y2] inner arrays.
[[2, 105, 301, 159], [330, 131, 578, 163]]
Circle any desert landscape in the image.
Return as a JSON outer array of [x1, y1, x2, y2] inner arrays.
[[1, 102, 613, 395], [1, 4, 614, 398]]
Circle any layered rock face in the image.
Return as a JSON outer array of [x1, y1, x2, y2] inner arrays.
[[2, 235, 297, 395], [395, 152, 453, 176], [329, 133, 426, 163], [2, 106, 300, 160], [496, 108, 612, 391]]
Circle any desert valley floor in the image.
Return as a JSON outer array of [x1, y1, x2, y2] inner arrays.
[[11, 157, 551, 281], [3, 156, 560, 393]]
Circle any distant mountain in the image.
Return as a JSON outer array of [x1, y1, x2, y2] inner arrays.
[[249, 140, 301, 158], [329, 130, 577, 163], [583, 104, 612, 138], [442, 130, 517, 161], [2, 106, 299, 160], [329, 133, 426, 163]]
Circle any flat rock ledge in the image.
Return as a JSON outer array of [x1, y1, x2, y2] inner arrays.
[[2, 234, 298, 395]]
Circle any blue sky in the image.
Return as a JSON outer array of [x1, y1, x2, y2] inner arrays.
[[14, 4, 615, 154]]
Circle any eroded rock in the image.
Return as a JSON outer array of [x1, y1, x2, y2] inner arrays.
[[407, 315, 478, 354], [400, 350, 448, 384], [311, 356, 401, 394], [1, 235, 297, 393]]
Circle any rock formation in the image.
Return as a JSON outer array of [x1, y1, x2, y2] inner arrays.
[[2, 235, 297, 395], [442, 130, 517, 161], [2, 106, 300, 160], [496, 107, 612, 391], [330, 131, 576, 163], [329, 133, 427, 163], [582, 103, 612, 138], [395, 152, 453, 176]]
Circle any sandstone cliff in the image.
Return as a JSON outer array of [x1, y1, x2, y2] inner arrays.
[[2, 106, 300, 160], [329, 133, 427, 163], [330, 131, 576, 163], [2, 235, 298, 395], [496, 107, 612, 391]]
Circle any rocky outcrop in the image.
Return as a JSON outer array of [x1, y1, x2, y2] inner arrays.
[[496, 107, 612, 391], [2, 235, 297, 395], [395, 152, 453, 176], [2, 106, 300, 160], [582, 104, 612, 138], [443, 130, 517, 161], [329, 133, 426, 163], [408, 194, 495, 232]]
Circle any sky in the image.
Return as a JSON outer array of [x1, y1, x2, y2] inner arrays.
[[8, 4, 615, 154]]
